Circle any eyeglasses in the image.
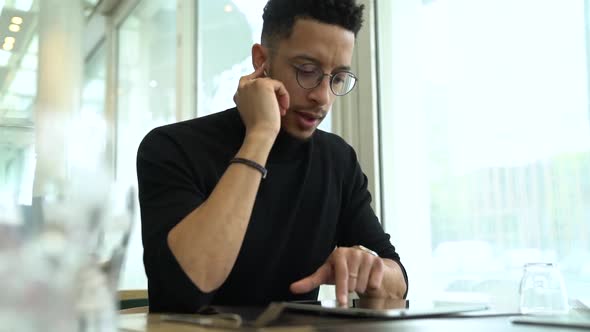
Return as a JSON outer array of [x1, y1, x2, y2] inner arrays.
[[292, 63, 358, 96]]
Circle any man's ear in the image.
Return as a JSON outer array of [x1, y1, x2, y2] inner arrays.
[[251, 43, 268, 72]]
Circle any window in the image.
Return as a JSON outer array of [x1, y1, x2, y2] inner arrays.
[[1, 0, 99, 206], [82, 42, 106, 118], [116, 0, 177, 289], [196, 0, 263, 116], [0, 0, 38, 206], [377, 0, 590, 306]]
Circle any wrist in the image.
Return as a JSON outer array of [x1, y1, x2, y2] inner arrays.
[[247, 125, 280, 140], [244, 129, 277, 149], [237, 131, 276, 165]]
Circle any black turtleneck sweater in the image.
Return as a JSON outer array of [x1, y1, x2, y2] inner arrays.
[[137, 108, 407, 313]]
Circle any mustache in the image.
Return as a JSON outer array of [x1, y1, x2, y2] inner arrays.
[[290, 108, 328, 119]]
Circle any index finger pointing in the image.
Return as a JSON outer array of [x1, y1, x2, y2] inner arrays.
[[290, 263, 331, 294], [334, 256, 349, 306]]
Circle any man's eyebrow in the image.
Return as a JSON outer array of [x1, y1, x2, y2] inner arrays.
[[291, 54, 352, 72]]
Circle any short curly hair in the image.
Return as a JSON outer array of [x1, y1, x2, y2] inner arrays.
[[261, 0, 365, 47]]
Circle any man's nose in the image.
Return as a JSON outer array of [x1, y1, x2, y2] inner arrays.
[[308, 75, 332, 106]]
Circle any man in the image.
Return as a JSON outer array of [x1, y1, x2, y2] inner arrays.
[[137, 0, 407, 313]]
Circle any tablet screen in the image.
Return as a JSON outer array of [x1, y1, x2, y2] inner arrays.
[[281, 299, 488, 319], [293, 298, 409, 310]]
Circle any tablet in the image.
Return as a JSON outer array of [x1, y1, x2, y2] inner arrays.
[[280, 299, 489, 319], [512, 314, 590, 329]]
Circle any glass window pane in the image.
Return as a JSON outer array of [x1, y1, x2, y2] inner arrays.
[[377, 0, 590, 306], [197, 0, 266, 116], [82, 0, 100, 17], [117, 0, 177, 185], [117, 0, 177, 289], [82, 42, 106, 117], [0, 1, 38, 206]]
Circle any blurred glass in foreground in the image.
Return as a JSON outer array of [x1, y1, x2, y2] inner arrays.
[[519, 263, 569, 315], [0, 114, 135, 331]]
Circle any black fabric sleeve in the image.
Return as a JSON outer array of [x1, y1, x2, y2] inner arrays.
[[136, 128, 216, 312], [337, 146, 409, 299]]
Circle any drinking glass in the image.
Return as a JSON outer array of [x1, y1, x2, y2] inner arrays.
[[0, 176, 135, 332], [519, 263, 569, 315], [49, 177, 136, 332]]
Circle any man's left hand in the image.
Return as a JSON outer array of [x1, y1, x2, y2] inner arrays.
[[289, 246, 405, 305]]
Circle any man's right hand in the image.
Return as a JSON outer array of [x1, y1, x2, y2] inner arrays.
[[234, 63, 290, 138]]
